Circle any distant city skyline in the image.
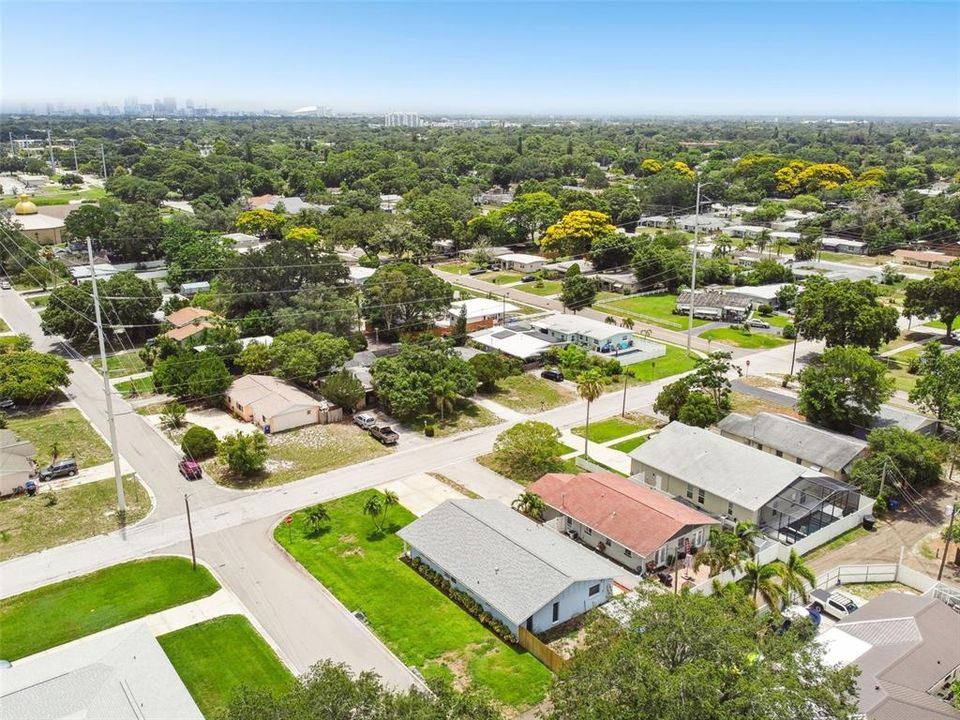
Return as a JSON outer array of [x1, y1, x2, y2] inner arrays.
[[2, 2, 958, 117]]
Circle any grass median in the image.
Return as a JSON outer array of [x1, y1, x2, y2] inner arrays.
[[276, 491, 551, 709], [0, 557, 220, 660], [159, 615, 294, 717]]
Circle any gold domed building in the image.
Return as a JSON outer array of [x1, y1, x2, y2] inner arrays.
[[8, 194, 65, 245]]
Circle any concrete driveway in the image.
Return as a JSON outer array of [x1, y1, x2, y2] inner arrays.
[[378, 473, 467, 516], [185, 408, 255, 439]]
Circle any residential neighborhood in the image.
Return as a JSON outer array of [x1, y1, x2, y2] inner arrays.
[[1, 2, 959, 718]]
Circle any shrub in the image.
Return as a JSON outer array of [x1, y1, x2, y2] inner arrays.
[[160, 402, 187, 429], [424, 424, 436, 437], [181, 425, 219, 459], [757, 304, 774, 316], [782, 323, 797, 339]]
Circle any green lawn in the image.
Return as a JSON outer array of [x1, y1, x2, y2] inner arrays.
[[802, 526, 870, 563], [699, 327, 789, 349], [515, 280, 562, 296], [436, 261, 477, 275], [478, 272, 523, 285], [206, 422, 391, 488], [7, 408, 112, 468], [610, 435, 650, 453], [159, 615, 294, 717], [488, 373, 575, 413], [0, 476, 150, 561], [0, 335, 26, 351], [763, 314, 792, 329], [276, 492, 551, 708], [404, 399, 501, 438], [26, 294, 49, 307], [0, 558, 220, 660], [0, 316, 9, 332], [922, 319, 947, 330], [627, 344, 698, 382], [115, 375, 156, 397], [104, 350, 147, 378], [572, 413, 657, 443], [0, 187, 106, 209], [596, 293, 708, 331], [477, 452, 581, 484], [883, 344, 929, 393]]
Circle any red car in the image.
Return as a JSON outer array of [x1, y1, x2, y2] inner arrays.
[[178, 458, 202, 480]]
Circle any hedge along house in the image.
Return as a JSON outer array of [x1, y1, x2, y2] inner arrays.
[[628, 422, 865, 546], [398, 499, 620, 637], [527, 472, 719, 574]]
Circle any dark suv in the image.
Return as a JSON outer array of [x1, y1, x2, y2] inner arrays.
[[540, 368, 564, 382], [39, 458, 79, 481]]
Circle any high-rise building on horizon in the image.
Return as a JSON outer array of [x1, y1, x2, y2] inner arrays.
[[384, 112, 419, 128]]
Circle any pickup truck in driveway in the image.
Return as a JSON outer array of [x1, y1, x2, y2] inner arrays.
[[369, 426, 399, 446]]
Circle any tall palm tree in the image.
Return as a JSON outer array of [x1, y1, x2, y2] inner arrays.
[[576, 369, 606, 459], [432, 378, 459, 422], [605, 315, 617, 325], [381, 489, 399, 529], [739, 560, 783, 609], [754, 229, 770, 257], [512, 491, 546, 520], [620, 317, 635, 330], [773, 236, 789, 257], [777, 549, 817, 605], [732, 521, 761, 558]]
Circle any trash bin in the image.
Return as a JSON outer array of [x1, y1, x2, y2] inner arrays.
[[862, 514, 876, 531], [888, 498, 900, 511]]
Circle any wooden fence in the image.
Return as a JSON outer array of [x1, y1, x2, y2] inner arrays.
[[518, 627, 568, 673]]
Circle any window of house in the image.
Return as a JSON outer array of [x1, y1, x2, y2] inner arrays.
[[585, 527, 592, 535], [796, 457, 803, 464], [727, 501, 734, 516], [686, 483, 694, 500], [588, 584, 600, 596], [624, 548, 632, 558], [775, 450, 783, 458], [697, 488, 705, 505], [694, 529, 703, 547], [552, 602, 560, 622], [566, 517, 572, 526]]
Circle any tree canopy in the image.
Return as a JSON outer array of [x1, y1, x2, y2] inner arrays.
[[797, 346, 894, 430]]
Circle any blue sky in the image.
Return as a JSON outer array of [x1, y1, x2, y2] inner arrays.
[[2, 2, 958, 116]]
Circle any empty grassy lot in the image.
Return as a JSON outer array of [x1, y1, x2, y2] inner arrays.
[[7, 407, 112, 468], [487, 373, 575, 413], [0, 476, 150, 561], [477, 271, 523, 285], [0, 557, 220, 660], [104, 349, 147, 378], [276, 492, 551, 708], [159, 615, 294, 718], [699, 327, 789, 349], [115, 375, 156, 398], [572, 413, 657, 443], [627, 344, 698, 382], [610, 434, 650, 453], [435, 261, 478, 275], [596, 293, 709, 331], [515, 280, 562, 296]]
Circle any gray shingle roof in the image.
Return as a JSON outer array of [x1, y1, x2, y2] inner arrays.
[[629, 422, 819, 511], [716, 412, 867, 473], [398, 499, 619, 626]]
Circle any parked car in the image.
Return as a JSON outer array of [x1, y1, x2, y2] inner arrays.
[[39, 458, 78, 481], [540, 368, 564, 382], [0, 396, 14, 410], [0, 279, 10, 290], [468, 266, 487, 276], [353, 412, 377, 430], [521, 274, 536, 282], [810, 589, 861, 619], [746, 318, 771, 329], [369, 425, 399, 446], [178, 458, 203, 480]]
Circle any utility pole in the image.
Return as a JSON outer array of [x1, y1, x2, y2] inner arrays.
[[621, 373, 628, 417], [185, 494, 197, 570], [71, 140, 79, 172], [87, 237, 126, 515], [46, 129, 56, 171], [786, 326, 800, 386], [100, 144, 108, 178], [685, 178, 702, 354], [938, 500, 957, 581]]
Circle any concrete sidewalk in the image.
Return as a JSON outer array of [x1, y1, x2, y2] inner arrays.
[[39, 458, 136, 492], [560, 430, 633, 475]]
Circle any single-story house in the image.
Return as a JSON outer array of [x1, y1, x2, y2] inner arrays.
[[248, 195, 324, 214], [440, 297, 520, 331], [468, 325, 561, 362], [528, 472, 719, 574], [820, 237, 867, 255], [69, 263, 119, 282], [397, 499, 620, 637], [459, 246, 512, 261], [349, 265, 376, 285], [675, 289, 752, 321], [10, 211, 66, 245], [717, 412, 868, 481], [179, 281, 210, 297], [725, 282, 797, 309], [893, 249, 955, 269], [541, 259, 595, 277], [225, 374, 342, 432], [193, 335, 272, 354], [595, 271, 640, 294], [497, 253, 548, 273], [0, 622, 203, 720], [675, 214, 729, 233], [162, 307, 219, 344], [638, 215, 671, 228], [867, 404, 940, 436], [726, 224, 766, 238], [0, 429, 37, 496], [530, 314, 633, 353], [770, 230, 802, 244], [817, 592, 960, 720], [474, 187, 515, 206], [221, 232, 264, 253], [629, 422, 864, 545], [379, 194, 403, 212]]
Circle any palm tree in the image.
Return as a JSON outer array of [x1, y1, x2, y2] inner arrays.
[[620, 317, 635, 330], [777, 549, 817, 605], [739, 560, 783, 609], [432, 378, 459, 423], [363, 493, 384, 531], [754, 229, 770, 257], [306, 503, 330, 535], [605, 315, 617, 325], [576, 369, 606, 459], [732, 521, 761, 559], [772, 236, 789, 257], [381, 490, 399, 529], [512, 491, 546, 520]]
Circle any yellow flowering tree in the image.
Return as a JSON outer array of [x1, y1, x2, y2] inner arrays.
[[639, 158, 664, 176], [673, 161, 696, 179], [540, 210, 617, 257], [774, 161, 808, 194], [796, 163, 854, 192], [236, 209, 285, 237], [284, 226, 321, 243]]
